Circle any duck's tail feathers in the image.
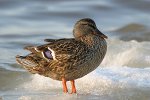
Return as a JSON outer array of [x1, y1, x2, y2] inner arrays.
[[16, 54, 45, 74]]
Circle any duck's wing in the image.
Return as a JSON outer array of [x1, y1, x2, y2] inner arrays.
[[19, 38, 89, 77], [46, 38, 89, 62], [24, 38, 88, 63]]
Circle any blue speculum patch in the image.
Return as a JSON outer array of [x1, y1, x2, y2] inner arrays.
[[44, 50, 53, 59]]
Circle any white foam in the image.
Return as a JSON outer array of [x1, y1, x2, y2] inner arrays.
[[21, 67, 150, 95], [77, 67, 150, 95], [22, 74, 61, 90], [19, 96, 32, 100], [101, 39, 150, 67]]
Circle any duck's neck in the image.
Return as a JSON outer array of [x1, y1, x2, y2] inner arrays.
[[76, 34, 103, 46]]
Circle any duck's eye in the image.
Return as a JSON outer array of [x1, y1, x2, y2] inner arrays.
[[82, 24, 95, 29], [43, 50, 53, 60], [88, 24, 95, 29]]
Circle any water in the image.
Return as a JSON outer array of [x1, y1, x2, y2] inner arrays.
[[0, 0, 150, 100]]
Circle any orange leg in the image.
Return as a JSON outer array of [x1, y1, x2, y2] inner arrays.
[[62, 78, 68, 93], [70, 80, 76, 94]]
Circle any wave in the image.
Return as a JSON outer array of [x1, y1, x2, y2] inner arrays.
[[101, 39, 150, 68], [112, 23, 150, 42]]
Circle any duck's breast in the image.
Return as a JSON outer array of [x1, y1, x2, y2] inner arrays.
[[65, 37, 107, 80]]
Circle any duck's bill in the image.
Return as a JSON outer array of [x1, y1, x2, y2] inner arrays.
[[96, 29, 108, 39]]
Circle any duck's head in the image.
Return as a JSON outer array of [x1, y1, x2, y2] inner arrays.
[[73, 18, 107, 39]]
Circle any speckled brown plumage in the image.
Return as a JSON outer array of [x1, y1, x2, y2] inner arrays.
[[16, 18, 107, 93]]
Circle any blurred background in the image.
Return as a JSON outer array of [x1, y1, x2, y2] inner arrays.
[[0, 0, 150, 100], [1, 0, 150, 38]]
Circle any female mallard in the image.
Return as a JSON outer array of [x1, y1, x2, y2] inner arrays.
[[16, 18, 107, 94]]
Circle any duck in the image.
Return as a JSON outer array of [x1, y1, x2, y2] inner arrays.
[[16, 18, 107, 94]]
